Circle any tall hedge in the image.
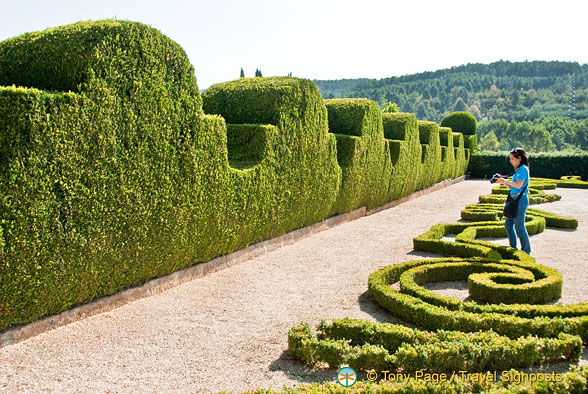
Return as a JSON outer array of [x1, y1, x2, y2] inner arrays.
[[382, 113, 422, 199], [202, 77, 342, 246], [0, 21, 233, 330], [0, 21, 471, 331], [468, 151, 588, 179], [417, 121, 442, 189], [438, 127, 456, 181], [325, 99, 390, 213], [452, 132, 469, 177]]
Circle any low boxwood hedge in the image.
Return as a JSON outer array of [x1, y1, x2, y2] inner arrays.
[[368, 258, 588, 341], [478, 185, 562, 204], [461, 203, 579, 229], [289, 178, 588, 383], [223, 366, 588, 393], [288, 319, 581, 372]]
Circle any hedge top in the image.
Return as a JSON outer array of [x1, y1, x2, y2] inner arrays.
[[202, 76, 326, 130], [382, 112, 418, 140], [0, 20, 201, 110], [323, 98, 381, 137], [441, 111, 477, 135]]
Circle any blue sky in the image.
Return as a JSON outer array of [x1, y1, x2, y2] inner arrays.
[[1, 0, 587, 89]]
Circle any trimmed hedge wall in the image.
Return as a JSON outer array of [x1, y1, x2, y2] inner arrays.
[[464, 135, 478, 155], [325, 99, 391, 213], [201, 77, 342, 248], [0, 21, 218, 330], [0, 21, 471, 331], [416, 121, 442, 189], [452, 132, 469, 178], [468, 151, 588, 179], [438, 127, 455, 181], [382, 113, 422, 200]]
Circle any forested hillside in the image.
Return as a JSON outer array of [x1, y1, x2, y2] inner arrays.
[[315, 61, 588, 152]]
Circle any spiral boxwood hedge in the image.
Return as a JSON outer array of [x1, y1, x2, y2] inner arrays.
[[477, 184, 562, 204], [0, 21, 471, 331], [289, 179, 588, 388], [461, 202, 579, 229]]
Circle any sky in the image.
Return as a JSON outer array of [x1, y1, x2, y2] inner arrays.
[[1, 0, 587, 90]]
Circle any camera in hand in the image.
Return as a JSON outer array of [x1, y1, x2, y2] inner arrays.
[[490, 173, 506, 184]]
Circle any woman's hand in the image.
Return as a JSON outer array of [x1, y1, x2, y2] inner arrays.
[[495, 177, 505, 185]]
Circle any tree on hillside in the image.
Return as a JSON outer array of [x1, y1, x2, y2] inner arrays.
[[453, 98, 467, 112], [381, 99, 399, 113], [240, 68, 245, 78], [416, 103, 427, 119], [313, 60, 588, 152], [255, 68, 263, 77], [479, 131, 500, 151]]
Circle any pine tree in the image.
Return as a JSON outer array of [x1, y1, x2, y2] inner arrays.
[[453, 98, 467, 112], [240, 68, 245, 78], [255, 68, 262, 77]]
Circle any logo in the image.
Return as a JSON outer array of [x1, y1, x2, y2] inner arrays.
[[337, 366, 357, 387]]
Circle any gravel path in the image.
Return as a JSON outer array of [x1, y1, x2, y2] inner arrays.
[[1, 179, 587, 394]]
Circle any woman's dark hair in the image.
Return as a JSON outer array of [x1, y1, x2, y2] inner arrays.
[[510, 147, 530, 168]]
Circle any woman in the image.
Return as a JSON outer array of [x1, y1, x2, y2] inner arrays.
[[495, 147, 531, 254]]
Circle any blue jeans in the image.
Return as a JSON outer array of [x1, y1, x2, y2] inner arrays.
[[504, 194, 530, 254]]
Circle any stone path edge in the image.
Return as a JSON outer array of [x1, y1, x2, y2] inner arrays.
[[0, 175, 466, 348]]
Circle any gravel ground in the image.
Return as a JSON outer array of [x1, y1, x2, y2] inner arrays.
[[0, 179, 587, 394]]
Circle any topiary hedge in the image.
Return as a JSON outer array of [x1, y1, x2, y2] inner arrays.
[[0, 21, 472, 332], [289, 179, 588, 385], [416, 121, 442, 190], [440, 111, 477, 135], [438, 127, 456, 182], [324, 99, 391, 213], [382, 112, 423, 200], [441, 112, 478, 154], [464, 134, 478, 155], [452, 132, 469, 178], [0, 20, 217, 331], [201, 76, 342, 247]]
